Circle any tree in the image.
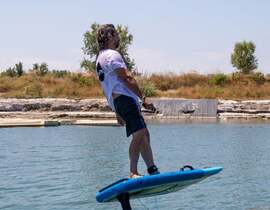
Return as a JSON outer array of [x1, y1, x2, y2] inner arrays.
[[39, 63, 49, 76], [1, 62, 23, 77], [15, 62, 24, 77], [80, 58, 95, 72], [231, 41, 258, 74], [116, 24, 135, 70], [32, 63, 49, 76], [33, 63, 39, 71], [82, 23, 135, 72], [4, 67, 17, 77]]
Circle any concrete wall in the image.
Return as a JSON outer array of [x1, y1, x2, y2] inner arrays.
[[150, 98, 218, 117]]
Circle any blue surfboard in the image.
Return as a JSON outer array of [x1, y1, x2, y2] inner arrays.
[[96, 166, 222, 203]]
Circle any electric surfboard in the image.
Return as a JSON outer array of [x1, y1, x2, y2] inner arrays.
[[96, 166, 222, 203]]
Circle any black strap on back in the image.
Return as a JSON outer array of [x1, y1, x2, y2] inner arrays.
[[117, 193, 132, 210]]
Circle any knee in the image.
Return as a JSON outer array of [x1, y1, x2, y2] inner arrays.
[[141, 128, 150, 144], [133, 128, 149, 142]]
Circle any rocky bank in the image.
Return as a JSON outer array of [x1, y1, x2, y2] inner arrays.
[[1, 98, 270, 122]]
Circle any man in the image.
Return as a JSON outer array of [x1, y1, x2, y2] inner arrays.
[[96, 24, 159, 178]]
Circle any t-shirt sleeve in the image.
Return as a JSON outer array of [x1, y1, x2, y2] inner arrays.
[[110, 51, 127, 70]]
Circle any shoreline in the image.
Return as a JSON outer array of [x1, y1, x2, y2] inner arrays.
[[1, 98, 270, 127]]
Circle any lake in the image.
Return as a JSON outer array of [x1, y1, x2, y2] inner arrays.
[[1, 122, 270, 210]]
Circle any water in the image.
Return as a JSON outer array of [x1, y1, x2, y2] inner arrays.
[[1, 122, 270, 210]]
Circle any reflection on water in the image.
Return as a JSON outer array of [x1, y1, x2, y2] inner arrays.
[[1, 122, 270, 210]]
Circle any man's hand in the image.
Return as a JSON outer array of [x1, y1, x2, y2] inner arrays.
[[116, 113, 125, 126], [142, 102, 156, 113]]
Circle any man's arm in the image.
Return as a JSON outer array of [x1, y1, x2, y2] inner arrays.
[[115, 68, 143, 99], [115, 68, 156, 112]]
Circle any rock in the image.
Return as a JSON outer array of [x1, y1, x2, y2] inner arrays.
[[218, 100, 270, 113], [0, 98, 110, 112], [1, 98, 270, 121], [22, 103, 51, 111]]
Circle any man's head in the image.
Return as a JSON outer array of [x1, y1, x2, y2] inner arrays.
[[97, 24, 120, 50]]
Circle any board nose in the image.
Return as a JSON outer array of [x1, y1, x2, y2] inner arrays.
[[203, 167, 223, 176]]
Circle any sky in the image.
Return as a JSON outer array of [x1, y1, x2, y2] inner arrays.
[[0, 0, 270, 74]]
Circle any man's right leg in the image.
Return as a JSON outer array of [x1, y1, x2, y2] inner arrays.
[[129, 131, 142, 176]]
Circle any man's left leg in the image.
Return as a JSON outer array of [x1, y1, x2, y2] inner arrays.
[[131, 128, 159, 176]]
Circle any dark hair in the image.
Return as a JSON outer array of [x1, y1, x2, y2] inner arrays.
[[97, 24, 117, 50]]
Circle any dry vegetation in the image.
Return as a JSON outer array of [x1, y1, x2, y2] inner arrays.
[[0, 71, 103, 98], [0, 71, 270, 99]]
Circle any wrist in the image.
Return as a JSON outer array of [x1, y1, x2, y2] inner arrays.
[[142, 96, 146, 103], [139, 96, 146, 106], [142, 96, 147, 106]]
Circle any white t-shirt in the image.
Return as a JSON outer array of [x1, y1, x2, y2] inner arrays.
[[96, 49, 139, 110]]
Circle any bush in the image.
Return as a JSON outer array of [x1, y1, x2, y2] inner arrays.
[[141, 82, 156, 97], [0, 76, 13, 92], [24, 83, 43, 98], [181, 73, 207, 87], [70, 73, 98, 87], [149, 73, 182, 91], [2, 68, 17, 77], [149, 74, 173, 91], [231, 72, 241, 81], [79, 76, 95, 87], [33, 63, 49, 76], [209, 74, 227, 85], [51, 70, 70, 78], [251, 72, 265, 84], [51, 87, 65, 96], [1, 63, 24, 77]]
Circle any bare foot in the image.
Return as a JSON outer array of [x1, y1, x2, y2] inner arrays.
[[129, 173, 143, 179]]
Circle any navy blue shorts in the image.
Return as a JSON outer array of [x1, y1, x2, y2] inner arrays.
[[113, 95, 147, 137]]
